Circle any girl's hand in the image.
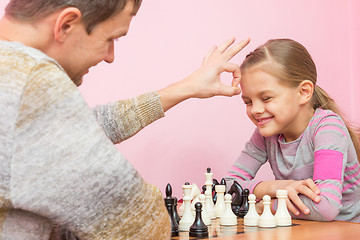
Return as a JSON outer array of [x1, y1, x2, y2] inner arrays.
[[253, 179, 321, 216], [275, 179, 321, 216]]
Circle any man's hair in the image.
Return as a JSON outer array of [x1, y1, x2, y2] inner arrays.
[[5, 0, 142, 34]]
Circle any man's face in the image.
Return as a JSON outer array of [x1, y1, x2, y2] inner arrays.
[[60, 2, 134, 86]]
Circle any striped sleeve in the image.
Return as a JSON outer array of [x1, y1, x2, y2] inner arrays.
[[297, 112, 347, 221], [226, 129, 267, 193]]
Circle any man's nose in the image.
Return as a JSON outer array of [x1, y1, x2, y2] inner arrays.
[[104, 43, 115, 63]]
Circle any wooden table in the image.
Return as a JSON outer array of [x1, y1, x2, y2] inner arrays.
[[171, 218, 360, 240]]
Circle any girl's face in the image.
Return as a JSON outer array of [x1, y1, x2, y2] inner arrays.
[[240, 67, 307, 142]]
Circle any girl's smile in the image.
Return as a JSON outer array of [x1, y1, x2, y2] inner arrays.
[[256, 116, 274, 127]]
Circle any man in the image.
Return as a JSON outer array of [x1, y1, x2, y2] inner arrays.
[[0, 0, 249, 239]]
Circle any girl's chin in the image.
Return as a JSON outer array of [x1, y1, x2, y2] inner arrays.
[[258, 129, 277, 138]]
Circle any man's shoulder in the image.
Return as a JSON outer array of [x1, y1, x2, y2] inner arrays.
[[0, 41, 62, 71]]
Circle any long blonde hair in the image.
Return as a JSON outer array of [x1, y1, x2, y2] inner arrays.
[[241, 39, 360, 161]]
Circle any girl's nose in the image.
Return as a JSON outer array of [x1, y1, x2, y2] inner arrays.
[[251, 101, 265, 114]]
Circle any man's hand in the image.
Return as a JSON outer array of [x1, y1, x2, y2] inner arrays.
[[158, 37, 250, 112]]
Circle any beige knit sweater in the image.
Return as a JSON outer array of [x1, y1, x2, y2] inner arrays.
[[0, 40, 171, 239]]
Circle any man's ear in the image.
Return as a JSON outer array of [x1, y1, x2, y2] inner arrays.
[[298, 80, 314, 105], [53, 7, 82, 43]]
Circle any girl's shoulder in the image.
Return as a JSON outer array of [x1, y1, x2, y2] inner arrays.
[[306, 108, 348, 140], [309, 108, 345, 128]]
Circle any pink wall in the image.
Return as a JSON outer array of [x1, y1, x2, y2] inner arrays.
[[1, 1, 359, 198]]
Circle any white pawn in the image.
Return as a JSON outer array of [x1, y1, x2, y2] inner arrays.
[[205, 190, 216, 219], [275, 190, 292, 226], [220, 194, 237, 226], [244, 194, 260, 226], [258, 195, 276, 228], [215, 185, 226, 218], [199, 194, 211, 225], [179, 184, 195, 231]]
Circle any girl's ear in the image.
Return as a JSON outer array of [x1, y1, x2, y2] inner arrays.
[[298, 80, 314, 105]]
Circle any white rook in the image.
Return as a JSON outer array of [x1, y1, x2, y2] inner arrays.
[[275, 190, 292, 226]]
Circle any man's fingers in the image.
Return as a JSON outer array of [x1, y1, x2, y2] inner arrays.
[[217, 37, 236, 53], [222, 37, 250, 61], [202, 45, 217, 65], [221, 62, 241, 87]]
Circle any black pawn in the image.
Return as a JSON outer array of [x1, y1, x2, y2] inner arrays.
[[164, 183, 179, 237], [173, 197, 181, 224], [189, 202, 208, 239], [212, 178, 219, 204], [220, 178, 227, 188], [239, 189, 250, 218], [228, 181, 243, 217], [201, 184, 207, 194]]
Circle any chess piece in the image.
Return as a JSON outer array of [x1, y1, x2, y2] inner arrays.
[[275, 190, 292, 226], [220, 194, 237, 226], [174, 197, 181, 224], [164, 183, 179, 236], [205, 190, 216, 219], [228, 181, 243, 217], [220, 178, 227, 187], [178, 200, 184, 217], [191, 183, 201, 215], [179, 183, 195, 231], [215, 184, 226, 218], [178, 182, 187, 217], [204, 168, 216, 219], [212, 178, 219, 204], [201, 184, 207, 194], [244, 194, 259, 226], [199, 194, 211, 225], [189, 202, 209, 238], [239, 189, 250, 218], [258, 195, 276, 228]]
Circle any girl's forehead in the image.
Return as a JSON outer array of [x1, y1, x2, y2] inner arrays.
[[241, 68, 280, 85], [240, 68, 291, 94]]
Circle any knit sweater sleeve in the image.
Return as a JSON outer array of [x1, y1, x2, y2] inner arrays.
[[12, 60, 170, 239], [93, 91, 165, 144], [225, 129, 266, 193]]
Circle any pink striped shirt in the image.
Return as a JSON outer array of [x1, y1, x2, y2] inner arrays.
[[226, 108, 360, 222]]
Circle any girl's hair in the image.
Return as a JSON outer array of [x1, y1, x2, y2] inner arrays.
[[5, 0, 142, 34], [241, 39, 360, 161]]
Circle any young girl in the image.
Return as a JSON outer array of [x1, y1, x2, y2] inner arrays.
[[226, 39, 360, 222]]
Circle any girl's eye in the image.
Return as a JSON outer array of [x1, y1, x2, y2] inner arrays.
[[262, 97, 272, 102], [243, 101, 252, 106]]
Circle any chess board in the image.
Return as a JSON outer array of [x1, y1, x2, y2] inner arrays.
[[171, 218, 300, 240]]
